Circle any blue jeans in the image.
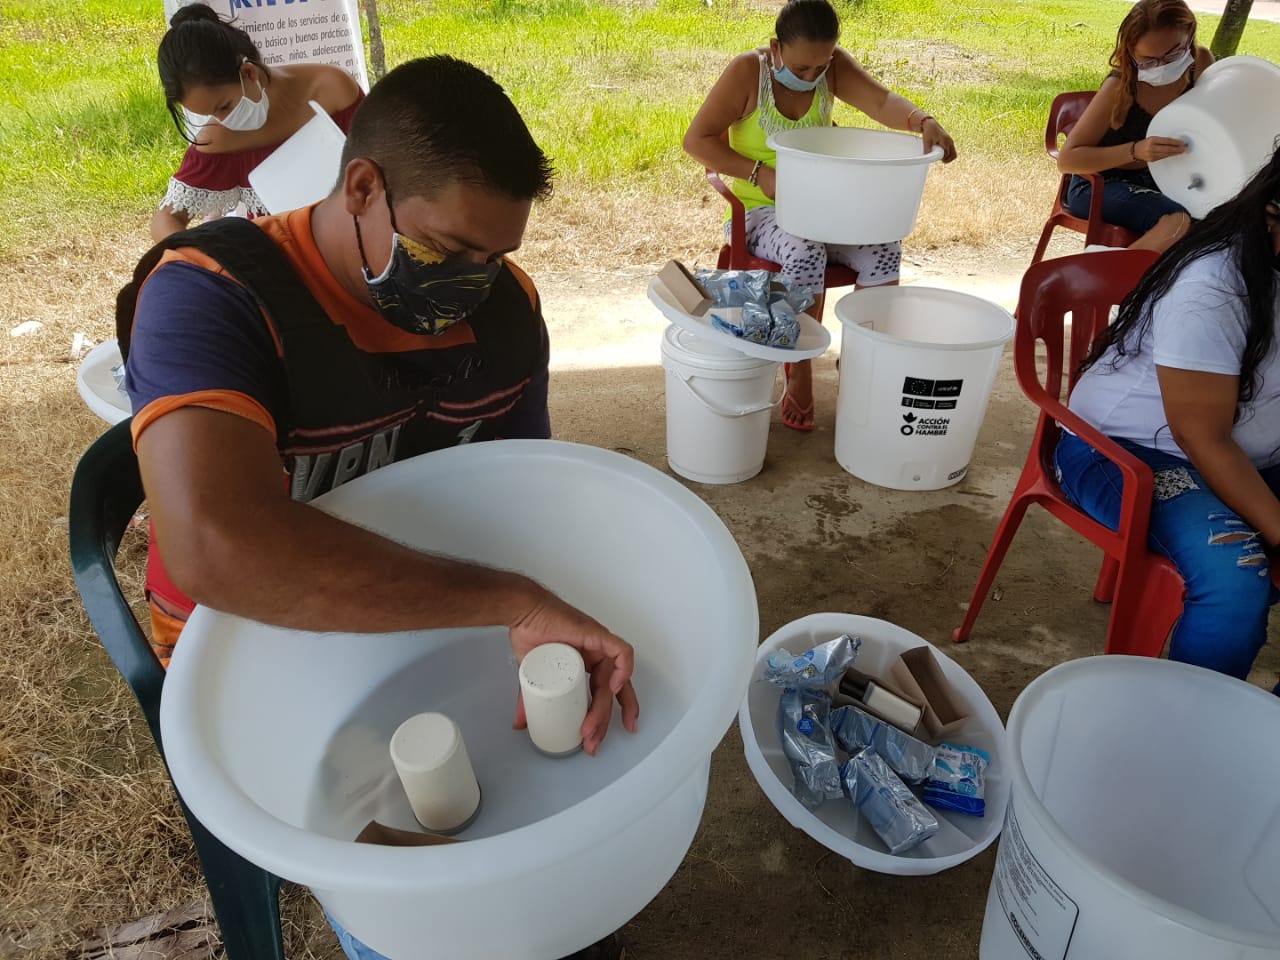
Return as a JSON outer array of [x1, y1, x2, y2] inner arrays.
[[1054, 432, 1279, 692], [327, 914, 388, 960], [1065, 172, 1187, 235]]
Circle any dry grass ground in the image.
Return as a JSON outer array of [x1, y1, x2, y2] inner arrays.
[[1, 157, 1057, 960]]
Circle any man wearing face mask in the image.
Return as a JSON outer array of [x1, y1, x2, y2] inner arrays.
[[1057, 0, 1214, 254], [118, 61, 640, 959]]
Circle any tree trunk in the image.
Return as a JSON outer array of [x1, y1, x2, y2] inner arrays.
[[1210, 0, 1254, 59], [362, 0, 388, 82]]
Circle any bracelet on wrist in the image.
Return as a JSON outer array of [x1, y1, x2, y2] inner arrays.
[[918, 114, 935, 133], [748, 159, 763, 186], [1131, 140, 1139, 161], [906, 107, 921, 130]]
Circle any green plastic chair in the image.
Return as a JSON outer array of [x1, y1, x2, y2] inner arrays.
[[69, 419, 286, 960]]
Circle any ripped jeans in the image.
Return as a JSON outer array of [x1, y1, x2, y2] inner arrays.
[[1055, 432, 1280, 693]]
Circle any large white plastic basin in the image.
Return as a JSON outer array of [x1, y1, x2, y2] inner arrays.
[[739, 612, 1008, 876], [76, 338, 130, 425], [981, 657, 1280, 959], [768, 127, 943, 245], [160, 440, 759, 959], [1148, 56, 1280, 218]]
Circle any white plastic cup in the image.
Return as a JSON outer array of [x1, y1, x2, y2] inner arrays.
[[519, 643, 590, 756], [389, 713, 482, 834]]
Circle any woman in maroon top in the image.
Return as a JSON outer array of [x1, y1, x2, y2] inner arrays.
[[150, 2, 364, 241]]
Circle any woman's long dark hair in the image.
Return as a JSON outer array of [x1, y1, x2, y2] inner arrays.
[[1082, 142, 1280, 409], [157, 3, 267, 143]]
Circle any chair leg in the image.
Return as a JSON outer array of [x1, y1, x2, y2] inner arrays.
[[182, 802, 286, 960], [1103, 562, 1184, 658], [1029, 221, 1057, 267], [1092, 555, 1119, 603], [953, 495, 1034, 642]]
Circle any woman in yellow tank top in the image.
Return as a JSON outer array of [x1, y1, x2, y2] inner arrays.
[[684, 0, 956, 431]]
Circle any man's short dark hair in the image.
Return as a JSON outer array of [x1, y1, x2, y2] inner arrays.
[[340, 56, 554, 202]]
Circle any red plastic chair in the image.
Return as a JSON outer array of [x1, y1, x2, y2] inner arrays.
[[953, 249, 1190, 657], [1029, 92, 1141, 267], [705, 169, 859, 290]]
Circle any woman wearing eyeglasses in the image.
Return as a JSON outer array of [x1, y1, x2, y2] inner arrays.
[[1057, 0, 1213, 254], [682, 0, 956, 433], [150, 2, 364, 241]]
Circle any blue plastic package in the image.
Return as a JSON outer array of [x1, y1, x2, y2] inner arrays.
[[841, 747, 939, 855], [777, 687, 843, 809], [762, 634, 861, 688], [922, 742, 989, 817], [830, 703, 937, 784]]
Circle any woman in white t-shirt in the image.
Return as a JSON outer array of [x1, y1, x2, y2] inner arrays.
[[1057, 146, 1280, 693]]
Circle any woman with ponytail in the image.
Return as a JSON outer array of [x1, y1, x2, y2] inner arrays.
[[150, 2, 363, 240], [1057, 0, 1213, 253], [1057, 143, 1280, 694]]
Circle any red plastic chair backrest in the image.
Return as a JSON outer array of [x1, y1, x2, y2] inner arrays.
[[1015, 249, 1161, 416], [1044, 91, 1095, 160]]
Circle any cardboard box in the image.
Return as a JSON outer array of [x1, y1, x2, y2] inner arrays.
[[889, 646, 970, 742], [657, 260, 713, 317]]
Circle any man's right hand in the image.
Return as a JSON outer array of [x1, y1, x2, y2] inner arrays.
[[508, 590, 639, 756]]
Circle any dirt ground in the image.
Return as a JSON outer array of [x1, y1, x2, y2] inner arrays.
[[531, 242, 1280, 959], [5, 229, 1279, 959]]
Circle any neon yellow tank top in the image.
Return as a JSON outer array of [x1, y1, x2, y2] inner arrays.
[[727, 52, 833, 214]]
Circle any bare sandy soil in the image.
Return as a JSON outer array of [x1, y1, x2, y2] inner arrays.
[[533, 241, 1280, 959], [4, 228, 1278, 958]]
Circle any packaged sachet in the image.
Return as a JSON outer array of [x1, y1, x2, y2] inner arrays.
[[830, 703, 937, 784], [763, 634, 861, 688], [841, 747, 940, 855], [770, 282, 817, 315], [694, 268, 772, 307], [709, 302, 771, 343], [777, 687, 843, 809], [766, 300, 801, 348], [922, 742, 989, 817]]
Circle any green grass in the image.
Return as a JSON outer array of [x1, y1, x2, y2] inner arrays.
[[3, 0, 1280, 254]]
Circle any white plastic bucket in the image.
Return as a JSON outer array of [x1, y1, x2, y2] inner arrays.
[[248, 100, 346, 215], [834, 286, 1013, 491], [1148, 56, 1280, 219], [76, 338, 130, 425], [660, 325, 780, 484], [739, 613, 1009, 876], [161, 440, 759, 960], [768, 127, 943, 244], [980, 656, 1280, 960]]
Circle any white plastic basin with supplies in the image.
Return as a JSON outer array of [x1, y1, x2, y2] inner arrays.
[[160, 440, 759, 960]]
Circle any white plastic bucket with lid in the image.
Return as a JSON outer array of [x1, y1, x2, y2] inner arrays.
[[768, 127, 943, 244], [834, 286, 1013, 491], [1148, 56, 1280, 219], [248, 100, 346, 215], [660, 325, 780, 484], [980, 656, 1280, 960], [738, 612, 1009, 876]]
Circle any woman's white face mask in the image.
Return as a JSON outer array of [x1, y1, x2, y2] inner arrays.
[[1136, 47, 1194, 86], [183, 67, 270, 132]]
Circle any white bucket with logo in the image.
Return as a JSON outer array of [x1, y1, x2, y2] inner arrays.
[[834, 287, 1013, 490], [660, 325, 780, 485], [981, 656, 1280, 960]]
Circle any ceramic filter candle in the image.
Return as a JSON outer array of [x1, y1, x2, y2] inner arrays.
[[519, 643, 590, 756], [389, 712, 481, 834]]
